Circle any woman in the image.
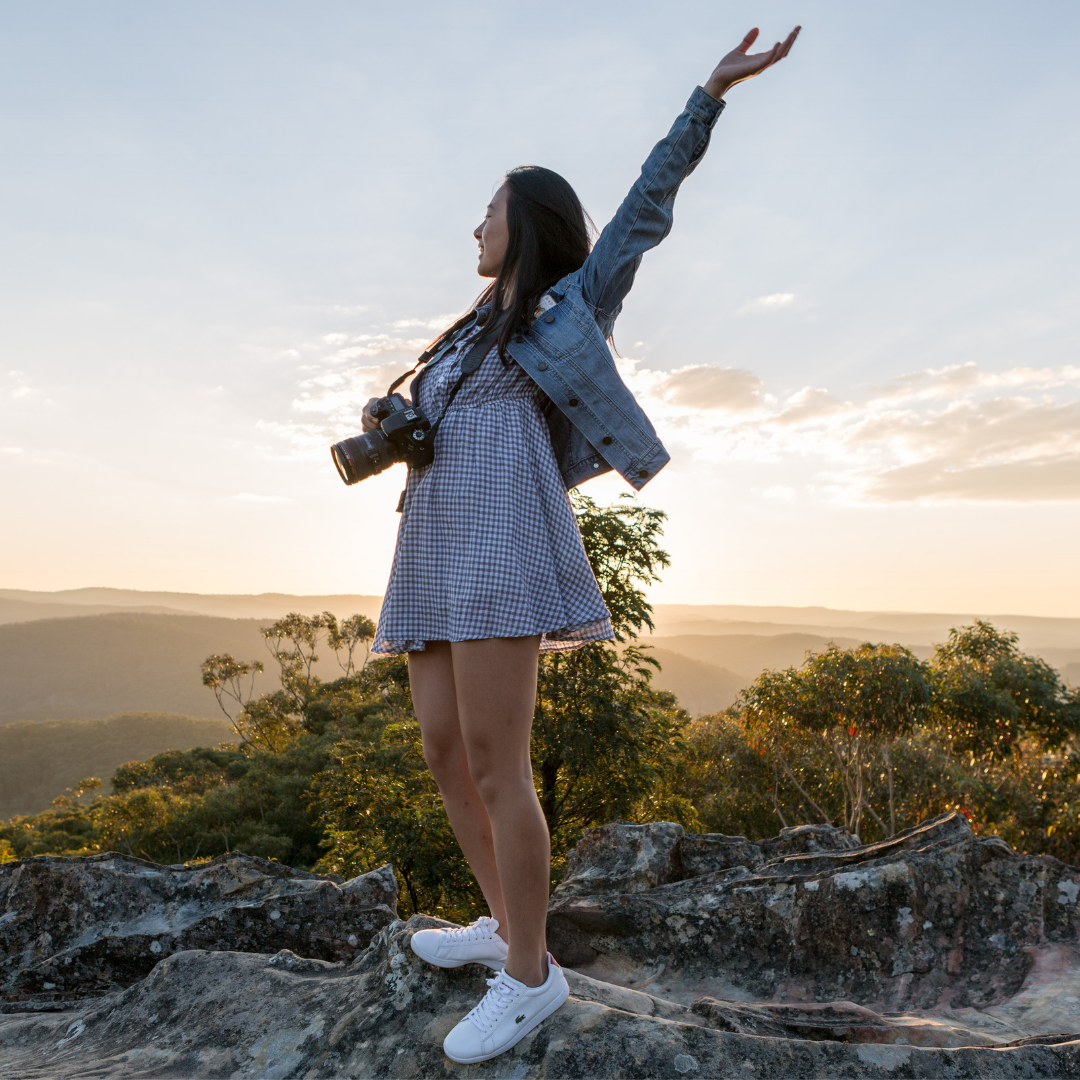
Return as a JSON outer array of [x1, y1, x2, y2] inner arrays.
[[364, 26, 800, 1064]]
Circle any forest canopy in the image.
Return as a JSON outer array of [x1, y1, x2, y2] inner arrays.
[[3, 496, 1080, 923]]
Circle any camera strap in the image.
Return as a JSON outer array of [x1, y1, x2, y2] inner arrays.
[[424, 327, 495, 440], [391, 325, 496, 513]]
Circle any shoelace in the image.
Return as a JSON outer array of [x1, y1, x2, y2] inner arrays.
[[466, 972, 521, 1034], [443, 916, 496, 944]]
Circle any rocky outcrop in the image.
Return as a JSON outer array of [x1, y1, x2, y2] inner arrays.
[[554, 819, 859, 898], [0, 851, 397, 1003], [3, 916, 1080, 1078], [547, 813, 1080, 1018], [4, 817, 1080, 1077]]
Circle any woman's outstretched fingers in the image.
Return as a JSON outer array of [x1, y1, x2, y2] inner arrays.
[[705, 24, 800, 100], [738, 28, 760, 53]]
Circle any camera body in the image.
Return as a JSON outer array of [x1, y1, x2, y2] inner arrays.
[[331, 393, 434, 486]]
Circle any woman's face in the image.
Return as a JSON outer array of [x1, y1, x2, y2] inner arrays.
[[474, 183, 509, 278]]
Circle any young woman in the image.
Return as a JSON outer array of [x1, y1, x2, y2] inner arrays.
[[365, 26, 799, 1064]]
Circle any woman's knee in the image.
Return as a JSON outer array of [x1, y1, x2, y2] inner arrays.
[[420, 730, 467, 785], [465, 752, 531, 809]]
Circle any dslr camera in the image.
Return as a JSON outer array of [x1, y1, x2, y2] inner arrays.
[[331, 393, 434, 486]]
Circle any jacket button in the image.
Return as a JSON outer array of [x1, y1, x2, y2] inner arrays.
[[537, 361, 548, 371], [601, 436, 612, 445], [544, 313, 555, 324], [638, 469, 648, 479], [513, 334, 524, 344], [568, 397, 578, 407]]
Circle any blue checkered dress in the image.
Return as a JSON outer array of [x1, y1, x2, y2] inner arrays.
[[372, 321, 613, 654]]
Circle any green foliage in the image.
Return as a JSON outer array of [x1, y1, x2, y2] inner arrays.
[[696, 624, 1080, 849], [534, 645, 695, 860], [740, 643, 932, 835], [930, 620, 1080, 762], [678, 709, 1080, 866], [571, 492, 669, 640], [316, 714, 484, 923], [530, 492, 691, 863]]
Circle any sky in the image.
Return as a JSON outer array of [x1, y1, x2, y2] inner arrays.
[[2, 1, 1079, 615]]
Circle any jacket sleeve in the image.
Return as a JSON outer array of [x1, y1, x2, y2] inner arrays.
[[579, 87, 725, 330]]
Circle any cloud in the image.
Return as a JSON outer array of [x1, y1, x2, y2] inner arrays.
[[872, 362, 1080, 402], [1, 371, 33, 400], [773, 388, 848, 425], [391, 314, 458, 331], [866, 455, 1080, 502], [623, 359, 1080, 504], [655, 366, 763, 411], [739, 292, 795, 314], [260, 312, 1080, 506]]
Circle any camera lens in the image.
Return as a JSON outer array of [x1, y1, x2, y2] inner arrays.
[[330, 431, 397, 485]]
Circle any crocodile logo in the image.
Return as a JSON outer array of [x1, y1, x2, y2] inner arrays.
[[515, 1014, 526, 1024]]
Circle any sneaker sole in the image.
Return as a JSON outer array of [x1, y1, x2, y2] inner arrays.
[[409, 936, 506, 971], [443, 981, 570, 1064]]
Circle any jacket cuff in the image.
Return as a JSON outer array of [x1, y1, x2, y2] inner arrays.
[[687, 85, 726, 127]]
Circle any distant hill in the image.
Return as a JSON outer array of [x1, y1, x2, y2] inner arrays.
[[0, 712, 234, 818], [643, 647, 747, 716], [0, 589, 382, 626], [0, 613, 276, 723], [645, 632, 868, 679], [649, 606, 1080, 651], [0, 594, 1075, 724]]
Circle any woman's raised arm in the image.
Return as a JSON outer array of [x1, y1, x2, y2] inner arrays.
[[577, 26, 800, 329]]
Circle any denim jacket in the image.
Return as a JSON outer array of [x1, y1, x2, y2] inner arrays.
[[424, 86, 725, 490]]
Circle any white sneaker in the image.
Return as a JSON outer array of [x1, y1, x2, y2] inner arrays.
[[442, 953, 570, 1064], [409, 916, 509, 970]]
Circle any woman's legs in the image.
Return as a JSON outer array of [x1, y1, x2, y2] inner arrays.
[[408, 642, 508, 938], [408, 635, 550, 987], [451, 636, 548, 988]]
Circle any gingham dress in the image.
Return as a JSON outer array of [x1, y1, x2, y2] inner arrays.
[[372, 318, 614, 654]]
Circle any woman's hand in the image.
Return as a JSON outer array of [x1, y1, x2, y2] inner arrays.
[[704, 26, 800, 101], [361, 398, 380, 432]]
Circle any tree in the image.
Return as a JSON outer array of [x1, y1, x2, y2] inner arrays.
[[531, 493, 693, 857], [571, 492, 669, 640], [201, 612, 376, 752], [740, 643, 932, 836], [930, 621, 1080, 765]]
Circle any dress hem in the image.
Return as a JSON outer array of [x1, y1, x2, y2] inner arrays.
[[372, 615, 614, 656]]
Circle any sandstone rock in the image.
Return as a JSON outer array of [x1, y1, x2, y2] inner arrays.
[[4, 818, 1080, 1077], [0, 851, 397, 1003], [554, 820, 861, 900], [2, 915, 1080, 1078], [555, 821, 686, 896], [548, 813, 1080, 1024]]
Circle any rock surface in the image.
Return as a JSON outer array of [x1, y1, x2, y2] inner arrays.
[[3, 916, 1080, 1078], [4, 817, 1080, 1077], [0, 851, 397, 1003], [549, 813, 1080, 1018]]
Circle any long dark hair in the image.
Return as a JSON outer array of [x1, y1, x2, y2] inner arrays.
[[422, 166, 593, 364]]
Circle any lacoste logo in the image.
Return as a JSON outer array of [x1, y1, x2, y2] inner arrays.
[[515, 1014, 526, 1024]]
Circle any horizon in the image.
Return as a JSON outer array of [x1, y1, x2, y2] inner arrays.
[[3, 1, 1079, 615], [6, 585, 1079, 626]]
